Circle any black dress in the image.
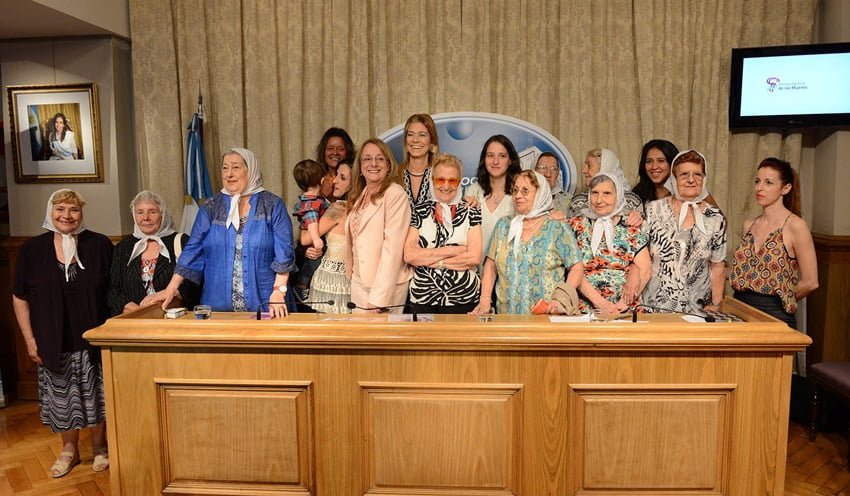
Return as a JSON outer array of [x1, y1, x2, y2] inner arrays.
[[106, 232, 198, 316]]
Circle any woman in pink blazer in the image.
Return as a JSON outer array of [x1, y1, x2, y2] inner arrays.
[[346, 138, 412, 313]]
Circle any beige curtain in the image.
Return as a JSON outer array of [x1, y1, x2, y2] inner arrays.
[[130, 0, 817, 246]]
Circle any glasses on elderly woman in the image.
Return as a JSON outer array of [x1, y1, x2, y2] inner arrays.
[[676, 171, 705, 182], [433, 177, 459, 188], [535, 164, 558, 173]]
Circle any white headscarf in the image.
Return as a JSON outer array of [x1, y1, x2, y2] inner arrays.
[[508, 171, 553, 255], [221, 148, 266, 230], [665, 149, 710, 234], [598, 148, 631, 190], [581, 172, 627, 255], [41, 189, 86, 281], [127, 190, 177, 265], [426, 169, 464, 237]]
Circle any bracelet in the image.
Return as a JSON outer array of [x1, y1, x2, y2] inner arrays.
[[438, 259, 444, 269]]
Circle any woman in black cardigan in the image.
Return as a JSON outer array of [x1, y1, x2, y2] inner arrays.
[[107, 190, 198, 316], [13, 189, 112, 477]]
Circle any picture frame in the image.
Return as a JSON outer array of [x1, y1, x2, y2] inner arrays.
[[7, 83, 104, 183]]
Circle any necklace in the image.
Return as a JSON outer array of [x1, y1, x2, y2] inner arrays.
[[408, 170, 425, 177], [522, 217, 544, 230]]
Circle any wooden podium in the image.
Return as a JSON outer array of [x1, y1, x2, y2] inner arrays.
[[84, 299, 810, 496]]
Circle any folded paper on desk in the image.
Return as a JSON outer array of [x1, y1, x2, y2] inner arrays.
[[549, 314, 592, 323]]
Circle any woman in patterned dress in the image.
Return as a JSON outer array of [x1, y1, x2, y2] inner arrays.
[[398, 113, 440, 207], [403, 154, 482, 314], [147, 148, 295, 318], [13, 189, 112, 477], [729, 158, 818, 328], [470, 170, 583, 315], [642, 149, 727, 314], [569, 172, 651, 314], [106, 190, 197, 316], [304, 160, 354, 313]]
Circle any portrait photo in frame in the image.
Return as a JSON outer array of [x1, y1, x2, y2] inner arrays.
[[7, 83, 103, 183]]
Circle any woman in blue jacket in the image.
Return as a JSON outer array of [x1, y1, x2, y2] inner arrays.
[[147, 148, 295, 318]]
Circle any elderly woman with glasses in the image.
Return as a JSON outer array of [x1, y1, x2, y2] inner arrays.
[[534, 152, 572, 213], [471, 170, 583, 315], [403, 154, 482, 314], [642, 149, 727, 314]]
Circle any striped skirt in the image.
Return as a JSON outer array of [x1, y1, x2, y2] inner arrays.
[[38, 349, 106, 432]]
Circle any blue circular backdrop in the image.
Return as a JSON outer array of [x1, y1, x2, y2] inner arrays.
[[379, 112, 577, 193]]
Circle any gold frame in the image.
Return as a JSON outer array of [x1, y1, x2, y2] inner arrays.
[[7, 83, 104, 183]]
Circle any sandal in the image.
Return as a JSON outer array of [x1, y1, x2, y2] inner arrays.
[[50, 450, 80, 478], [92, 450, 110, 472]]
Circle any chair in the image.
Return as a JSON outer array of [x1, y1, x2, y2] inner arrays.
[[808, 361, 850, 470]]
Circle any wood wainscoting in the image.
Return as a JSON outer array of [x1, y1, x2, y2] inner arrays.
[[808, 233, 850, 366], [0, 237, 36, 401]]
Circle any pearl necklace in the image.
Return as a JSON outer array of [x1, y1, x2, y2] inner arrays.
[[408, 170, 425, 178]]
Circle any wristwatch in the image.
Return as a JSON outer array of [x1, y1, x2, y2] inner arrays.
[[277, 285, 288, 294]]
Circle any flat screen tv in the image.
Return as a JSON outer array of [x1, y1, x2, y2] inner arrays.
[[729, 42, 850, 129]]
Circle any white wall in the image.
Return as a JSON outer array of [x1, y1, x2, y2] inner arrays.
[[1, 37, 137, 236], [33, 0, 130, 39]]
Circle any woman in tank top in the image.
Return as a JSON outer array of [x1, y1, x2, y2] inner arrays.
[[729, 157, 818, 328]]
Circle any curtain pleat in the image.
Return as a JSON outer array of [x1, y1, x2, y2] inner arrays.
[[131, 0, 817, 249]]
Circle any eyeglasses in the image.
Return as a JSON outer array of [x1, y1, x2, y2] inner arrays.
[[361, 156, 387, 164], [511, 186, 536, 196], [535, 165, 558, 173], [676, 171, 705, 181], [433, 177, 459, 188]]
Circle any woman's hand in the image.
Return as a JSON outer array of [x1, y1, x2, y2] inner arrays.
[[625, 210, 643, 227], [549, 210, 567, 222], [305, 246, 323, 260], [463, 195, 480, 208], [24, 336, 42, 365], [269, 290, 288, 319], [122, 301, 140, 314], [594, 299, 622, 316], [141, 288, 175, 309], [468, 298, 492, 315]]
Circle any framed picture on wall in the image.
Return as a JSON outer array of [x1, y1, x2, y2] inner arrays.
[[6, 83, 104, 183]]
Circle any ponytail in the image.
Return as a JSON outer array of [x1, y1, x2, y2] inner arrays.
[[758, 158, 800, 216]]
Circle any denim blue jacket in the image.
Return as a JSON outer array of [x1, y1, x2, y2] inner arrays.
[[176, 191, 296, 311]]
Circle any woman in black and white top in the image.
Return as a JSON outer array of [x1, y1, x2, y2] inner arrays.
[[403, 154, 482, 313]]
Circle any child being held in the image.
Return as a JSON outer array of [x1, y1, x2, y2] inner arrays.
[[292, 159, 330, 302]]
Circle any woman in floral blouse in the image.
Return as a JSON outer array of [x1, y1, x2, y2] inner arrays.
[[569, 172, 651, 313]]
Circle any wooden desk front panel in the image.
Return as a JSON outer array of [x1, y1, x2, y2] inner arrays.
[[103, 346, 791, 496]]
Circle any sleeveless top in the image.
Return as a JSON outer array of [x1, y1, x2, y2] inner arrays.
[[729, 215, 799, 314]]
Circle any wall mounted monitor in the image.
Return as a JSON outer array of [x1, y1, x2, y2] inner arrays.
[[729, 42, 850, 129]]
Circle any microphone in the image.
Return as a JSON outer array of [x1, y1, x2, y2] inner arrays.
[[632, 303, 716, 323], [346, 301, 419, 321]]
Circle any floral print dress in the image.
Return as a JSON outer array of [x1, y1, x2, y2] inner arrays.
[[568, 216, 648, 310], [488, 217, 580, 314]]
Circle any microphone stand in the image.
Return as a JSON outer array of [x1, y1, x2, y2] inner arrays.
[[632, 303, 716, 323], [346, 302, 418, 321]]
